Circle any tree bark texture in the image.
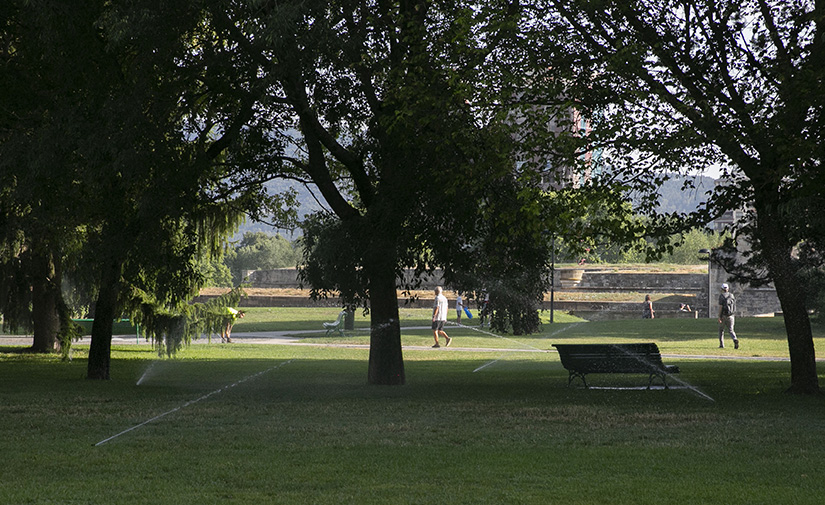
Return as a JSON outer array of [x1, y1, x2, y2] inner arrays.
[[86, 261, 121, 380], [366, 255, 405, 386], [29, 250, 60, 353], [755, 205, 820, 394]]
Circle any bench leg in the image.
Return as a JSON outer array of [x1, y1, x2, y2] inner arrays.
[[648, 373, 670, 390], [568, 372, 589, 389]]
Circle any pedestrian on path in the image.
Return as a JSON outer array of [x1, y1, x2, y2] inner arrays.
[[479, 290, 490, 328], [432, 286, 451, 348], [642, 294, 655, 319], [718, 283, 739, 349], [455, 292, 464, 324]]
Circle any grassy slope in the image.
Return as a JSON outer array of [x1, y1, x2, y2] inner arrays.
[[1, 311, 824, 504]]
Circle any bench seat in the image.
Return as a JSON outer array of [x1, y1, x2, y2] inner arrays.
[[323, 310, 346, 337], [552, 343, 680, 389]]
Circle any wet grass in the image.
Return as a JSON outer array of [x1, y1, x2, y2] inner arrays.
[[1, 314, 824, 504]]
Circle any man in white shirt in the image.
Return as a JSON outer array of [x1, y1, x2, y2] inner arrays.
[[432, 286, 451, 348]]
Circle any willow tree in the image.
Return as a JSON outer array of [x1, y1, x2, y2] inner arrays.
[[1, 1, 287, 377], [540, 0, 824, 393], [77, 1, 295, 379]]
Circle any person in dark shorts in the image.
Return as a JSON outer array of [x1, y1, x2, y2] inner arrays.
[[432, 286, 451, 348], [717, 283, 739, 349]]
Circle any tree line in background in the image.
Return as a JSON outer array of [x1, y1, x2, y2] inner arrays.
[[201, 232, 301, 288], [202, 227, 724, 290]]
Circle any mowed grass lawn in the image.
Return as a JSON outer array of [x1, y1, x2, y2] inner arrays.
[[2, 309, 825, 504]]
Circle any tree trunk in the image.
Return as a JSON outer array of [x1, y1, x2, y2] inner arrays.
[[87, 260, 122, 380], [29, 250, 60, 353], [366, 256, 405, 386], [778, 285, 819, 394], [768, 259, 819, 394], [756, 203, 820, 394]]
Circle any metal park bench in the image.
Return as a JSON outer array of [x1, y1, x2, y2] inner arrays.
[[323, 310, 347, 337], [552, 343, 680, 389]]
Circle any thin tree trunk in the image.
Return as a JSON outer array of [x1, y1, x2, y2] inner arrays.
[[87, 260, 122, 380], [30, 249, 60, 353]]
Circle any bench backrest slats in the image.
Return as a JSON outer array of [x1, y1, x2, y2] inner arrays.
[[553, 343, 667, 374]]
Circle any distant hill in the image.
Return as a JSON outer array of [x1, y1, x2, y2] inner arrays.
[[234, 179, 325, 240], [655, 174, 716, 214], [236, 173, 716, 239]]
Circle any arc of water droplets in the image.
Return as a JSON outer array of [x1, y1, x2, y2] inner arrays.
[[95, 359, 294, 447], [469, 323, 582, 372]]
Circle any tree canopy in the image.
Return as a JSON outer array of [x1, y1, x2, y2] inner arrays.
[[539, 0, 824, 393], [5, 0, 780, 387], [199, 0, 559, 383], [0, 1, 277, 376], [225, 232, 301, 284]]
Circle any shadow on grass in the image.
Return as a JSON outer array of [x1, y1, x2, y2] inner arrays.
[[0, 346, 35, 354]]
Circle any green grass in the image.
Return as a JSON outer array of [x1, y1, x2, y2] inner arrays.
[[2, 310, 825, 504]]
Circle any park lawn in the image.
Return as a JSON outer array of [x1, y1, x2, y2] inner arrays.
[[2, 315, 825, 504], [276, 307, 824, 360]]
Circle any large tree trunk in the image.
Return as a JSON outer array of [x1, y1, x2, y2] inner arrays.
[[778, 283, 819, 394], [756, 201, 819, 394], [29, 250, 60, 353], [366, 254, 405, 386], [87, 260, 122, 380]]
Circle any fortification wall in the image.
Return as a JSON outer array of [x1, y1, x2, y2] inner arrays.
[[236, 267, 781, 318]]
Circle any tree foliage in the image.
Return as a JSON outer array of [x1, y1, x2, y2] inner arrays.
[[3, 0, 718, 383], [0, 3, 102, 351], [224, 232, 301, 284], [193, 0, 586, 381], [0, 1, 271, 376], [540, 0, 824, 393], [124, 285, 245, 356]]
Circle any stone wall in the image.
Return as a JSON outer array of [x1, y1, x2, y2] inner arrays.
[[244, 268, 301, 288], [574, 270, 780, 318], [704, 264, 782, 318], [238, 267, 781, 318], [578, 272, 705, 290]]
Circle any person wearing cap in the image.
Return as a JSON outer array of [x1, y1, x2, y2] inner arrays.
[[717, 283, 739, 349], [220, 307, 245, 343]]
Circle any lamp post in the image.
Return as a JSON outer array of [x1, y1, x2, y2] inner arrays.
[[698, 249, 711, 318], [550, 237, 556, 324]]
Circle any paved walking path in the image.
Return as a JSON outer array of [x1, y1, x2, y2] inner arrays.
[[2, 329, 818, 362]]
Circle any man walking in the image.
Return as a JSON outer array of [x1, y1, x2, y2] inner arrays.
[[718, 283, 739, 349], [432, 286, 451, 348]]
